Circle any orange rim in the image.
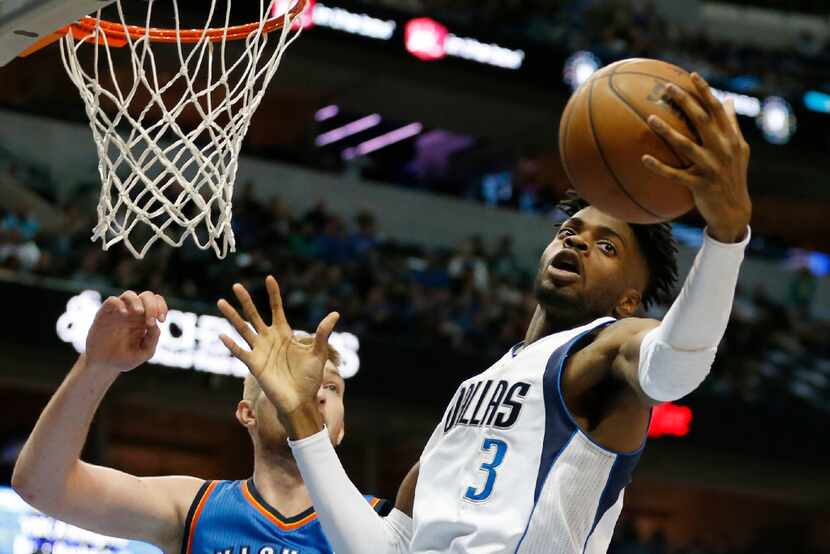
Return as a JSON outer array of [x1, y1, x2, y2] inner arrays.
[[68, 0, 307, 46]]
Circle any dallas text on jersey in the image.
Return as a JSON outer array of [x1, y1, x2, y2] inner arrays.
[[443, 379, 531, 433]]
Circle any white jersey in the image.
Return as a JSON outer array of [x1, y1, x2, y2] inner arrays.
[[412, 317, 646, 554]]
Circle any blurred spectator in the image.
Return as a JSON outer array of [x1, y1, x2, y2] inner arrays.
[[490, 234, 524, 284], [448, 237, 490, 292], [0, 227, 41, 272], [70, 249, 113, 289], [789, 266, 817, 319], [350, 210, 380, 259], [2, 209, 39, 240], [315, 216, 354, 265]]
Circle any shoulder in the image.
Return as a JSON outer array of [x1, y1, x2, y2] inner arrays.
[[565, 318, 658, 378], [140, 475, 207, 515], [561, 320, 657, 448], [590, 317, 659, 351], [137, 476, 206, 554]]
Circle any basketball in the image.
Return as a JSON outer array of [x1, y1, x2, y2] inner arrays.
[[559, 58, 702, 224]]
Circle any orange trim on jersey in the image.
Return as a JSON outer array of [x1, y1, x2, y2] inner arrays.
[[185, 481, 218, 554], [370, 496, 381, 509], [241, 480, 319, 531]]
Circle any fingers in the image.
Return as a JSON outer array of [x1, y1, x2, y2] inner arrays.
[[662, 83, 710, 138], [141, 323, 161, 353], [642, 155, 702, 191], [690, 72, 731, 132], [724, 98, 742, 139], [266, 275, 291, 335], [120, 290, 144, 317], [219, 334, 251, 365], [115, 291, 168, 327], [312, 312, 340, 357], [723, 99, 751, 159], [647, 115, 716, 173], [139, 291, 161, 327], [232, 283, 267, 334], [155, 294, 168, 323], [102, 296, 128, 316], [217, 298, 258, 348]]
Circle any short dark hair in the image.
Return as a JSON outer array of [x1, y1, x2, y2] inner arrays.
[[555, 195, 678, 310]]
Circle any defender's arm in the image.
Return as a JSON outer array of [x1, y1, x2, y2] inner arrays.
[[13, 355, 203, 549], [12, 293, 202, 550]]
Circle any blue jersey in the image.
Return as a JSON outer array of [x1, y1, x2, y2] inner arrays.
[[183, 480, 390, 554]]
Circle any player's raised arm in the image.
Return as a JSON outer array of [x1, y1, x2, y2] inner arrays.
[[12, 291, 203, 552], [610, 73, 752, 404], [219, 277, 413, 553]]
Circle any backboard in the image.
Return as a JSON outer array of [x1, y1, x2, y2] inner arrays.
[[0, 0, 115, 65]]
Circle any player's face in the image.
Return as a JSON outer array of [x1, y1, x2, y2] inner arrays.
[[534, 206, 648, 320], [253, 362, 346, 448]]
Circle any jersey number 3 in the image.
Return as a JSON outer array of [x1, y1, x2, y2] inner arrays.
[[464, 438, 508, 502]]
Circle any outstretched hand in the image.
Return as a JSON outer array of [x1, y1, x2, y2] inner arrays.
[[217, 275, 339, 419], [642, 72, 751, 243]]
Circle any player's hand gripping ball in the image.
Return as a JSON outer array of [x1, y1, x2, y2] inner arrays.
[[560, 58, 709, 223]]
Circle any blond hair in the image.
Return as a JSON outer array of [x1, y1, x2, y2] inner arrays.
[[242, 335, 342, 403]]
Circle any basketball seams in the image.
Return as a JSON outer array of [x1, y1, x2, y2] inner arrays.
[[609, 70, 708, 126], [608, 70, 704, 165], [560, 59, 640, 191], [586, 78, 666, 221], [607, 73, 691, 171]]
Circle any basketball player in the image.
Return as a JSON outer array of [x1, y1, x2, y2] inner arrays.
[[12, 289, 389, 554], [217, 73, 751, 553]]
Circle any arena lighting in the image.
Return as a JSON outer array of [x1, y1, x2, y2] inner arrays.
[[563, 51, 601, 91], [405, 17, 449, 61], [342, 122, 424, 159], [315, 114, 382, 146], [315, 104, 340, 122], [708, 87, 761, 118], [648, 403, 692, 438], [56, 290, 362, 379], [271, 0, 315, 30], [788, 249, 830, 277], [444, 34, 525, 70], [312, 2, 396, 40], [804, 90, 830, 114], [404, 17, 525, 69], [684, 86, 797, 144], [758, 96, 796, 145]]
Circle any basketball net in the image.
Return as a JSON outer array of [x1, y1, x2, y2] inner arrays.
[[59, 0, 306, 259]]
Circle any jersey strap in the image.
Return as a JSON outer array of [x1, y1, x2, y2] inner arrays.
[[180, 480, 218, 554], [536, 321, 615, 501]]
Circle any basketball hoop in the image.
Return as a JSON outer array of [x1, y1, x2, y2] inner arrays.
[[56, 0, 308, 259]]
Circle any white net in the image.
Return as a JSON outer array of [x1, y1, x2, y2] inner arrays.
[[59, 0, 305, 259]]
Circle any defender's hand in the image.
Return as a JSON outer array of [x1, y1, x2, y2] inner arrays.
[[84, 291, 168, 374], [217, 275, 339, 419], [642, 72, 751, 243]]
